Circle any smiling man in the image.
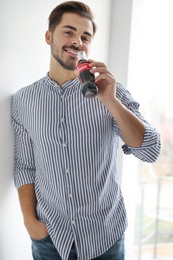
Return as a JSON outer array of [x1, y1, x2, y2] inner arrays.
[[11, 1, 161, 260], [46, 11, 93, 82]]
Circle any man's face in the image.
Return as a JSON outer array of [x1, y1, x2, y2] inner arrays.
[[46, 13, 94, 71]]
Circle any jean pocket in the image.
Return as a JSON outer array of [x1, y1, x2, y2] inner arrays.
[[31, 235, 50, 243]]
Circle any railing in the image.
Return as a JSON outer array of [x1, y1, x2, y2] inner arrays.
[[137, 177, 173, 260]]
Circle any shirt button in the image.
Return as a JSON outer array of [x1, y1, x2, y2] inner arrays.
[[60, 117, 65, 122], [66, 168, 69, 173], [69, 193, 72, 198], [62, 143, 66, 148], [71, 220, 75, 225], [61, 95, 64, 99]]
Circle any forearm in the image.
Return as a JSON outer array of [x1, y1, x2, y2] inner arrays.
[[18, 184, 37, 225], [18, 183, 49, 239], [90, 61, 145, 147], [106, 98, 145, 147]]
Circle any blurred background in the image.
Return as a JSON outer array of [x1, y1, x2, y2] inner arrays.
[[0, 0, 172, 259]]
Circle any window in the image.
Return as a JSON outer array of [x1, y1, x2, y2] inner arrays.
[[124, 1, 173, 259]]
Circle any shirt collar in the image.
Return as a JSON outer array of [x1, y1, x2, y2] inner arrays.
[[45, 72, 80, 95]]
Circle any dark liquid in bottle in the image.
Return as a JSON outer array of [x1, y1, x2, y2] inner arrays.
[[77, 54, 98, 98]]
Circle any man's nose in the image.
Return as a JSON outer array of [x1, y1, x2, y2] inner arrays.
[[71, 37, 82, 47]]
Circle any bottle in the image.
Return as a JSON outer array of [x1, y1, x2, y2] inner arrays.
[[77, 51, 98, 98]]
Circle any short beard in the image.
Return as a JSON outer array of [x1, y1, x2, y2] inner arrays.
[[51, 43, 79, 71], [54, 54, 77, 71]]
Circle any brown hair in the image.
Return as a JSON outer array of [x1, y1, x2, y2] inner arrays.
[[48, 1, 96, 34]]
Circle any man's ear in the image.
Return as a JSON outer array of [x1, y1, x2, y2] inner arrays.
[[45, 30, 52, 45]]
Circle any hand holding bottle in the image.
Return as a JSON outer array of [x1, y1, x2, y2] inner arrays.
[[89, 60, 117, 106]]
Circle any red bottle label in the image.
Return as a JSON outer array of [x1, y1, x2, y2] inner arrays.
[[77, 62, 91, 74]]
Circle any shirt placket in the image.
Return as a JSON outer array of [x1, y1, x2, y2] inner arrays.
[[60, 91, 76, 228]]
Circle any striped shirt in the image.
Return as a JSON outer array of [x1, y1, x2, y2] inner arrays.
[[11, 74, 161, 260]]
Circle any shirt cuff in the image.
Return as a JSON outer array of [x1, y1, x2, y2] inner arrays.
[[14, 169, 35, 190], [122, 124, 161, 162]]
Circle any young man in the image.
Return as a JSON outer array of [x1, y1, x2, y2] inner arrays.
[[11, 1, 161, 260]]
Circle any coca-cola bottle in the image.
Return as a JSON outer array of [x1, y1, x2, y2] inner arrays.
[[77, 51, 98, 98]]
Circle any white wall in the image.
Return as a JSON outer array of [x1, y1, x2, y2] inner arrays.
[[107, 2, 134, 258], [0, 1, 112, 259], [108, 0, 133, 87]]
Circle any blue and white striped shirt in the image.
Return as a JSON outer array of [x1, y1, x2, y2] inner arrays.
[[11, 74, 160, 260]]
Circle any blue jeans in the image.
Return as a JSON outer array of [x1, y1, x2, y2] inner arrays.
[[31, 235, 125, 260]]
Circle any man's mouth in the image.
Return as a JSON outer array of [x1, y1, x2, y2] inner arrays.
[[64, 47, 79, 56]]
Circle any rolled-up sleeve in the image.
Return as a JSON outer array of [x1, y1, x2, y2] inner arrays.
[[114, 83, 161, 163], [11, 95, 35, 189], [122, 124, 161, 162]]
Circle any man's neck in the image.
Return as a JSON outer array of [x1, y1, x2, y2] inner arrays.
[[49, 60, 78, 87]]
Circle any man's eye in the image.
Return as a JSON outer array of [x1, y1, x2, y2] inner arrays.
[[64, 31, 72, 36], [82, 37, 90, 43]]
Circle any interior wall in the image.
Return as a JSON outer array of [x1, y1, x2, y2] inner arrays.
[[0, 1, 111, 259], [108, 0, 133, 87], [108, 1, 134, 259]]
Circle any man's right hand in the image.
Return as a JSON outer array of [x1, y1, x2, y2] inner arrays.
[[25, 218, 49, 240]]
